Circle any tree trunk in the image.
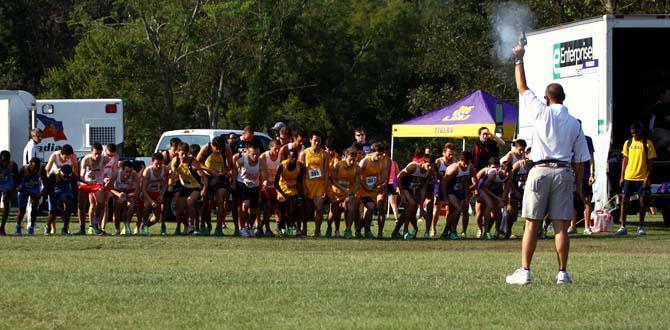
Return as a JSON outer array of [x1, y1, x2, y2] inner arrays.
[[607, 0, 617, 14]]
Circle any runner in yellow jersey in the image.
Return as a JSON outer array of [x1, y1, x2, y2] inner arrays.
[[275, 148, 305, 236], [171, 142, 207, 235], [299, 131, 329, 237], [328, 148, 360, 239], [198, 136, 234, 237], [324, 138, 342, 238], [357, 143, 384, 239]]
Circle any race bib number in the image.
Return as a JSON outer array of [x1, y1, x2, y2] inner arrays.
[[366, 176, 377, 187], [338, 180, 350, 189], [148, 182, 161, 191], [86, 172, 96, 181], [308, 168, 322, 179]]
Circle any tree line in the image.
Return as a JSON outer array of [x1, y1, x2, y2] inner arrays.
[[1, 0, 667, 156]]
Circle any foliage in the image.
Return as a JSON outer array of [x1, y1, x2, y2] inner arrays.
[[1, 0, 669, 154]]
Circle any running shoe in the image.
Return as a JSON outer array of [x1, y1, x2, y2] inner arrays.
[[87, 226, 94, 235], [429, 229, 435, 238], [27, 226, 35, 236], [287, 227, 294, 237], [15, 225, 22, 236], [233, 228, 240, 237], [459, 232, 466, 239], [567, 226, 577, 234], [334, 230, 341, 238], [44, 226, 51, 236], [556, 270, 572, 284], [344, 229, 353, 239], [506, 268, 531, 285], [142, 225, 150, 236], [365, 231, 373, 239], [61, 228, 69, 236], [403, 231, 414, 240], [325, 227, 332, 238], [214, 227, 224, 237], [484, 232, 493, 240], [92, 224, 104, 236], [112, 230, 121, 236], [187, 225, 195, 235], [637, 227, 646, 236], [583, 228, 592, 236], [476, 229, 482, 239], [280, 228, 287, 237], [614, 227, 627, 236], [254, 229, 262, 237], [160, 226, 167, 236], [124, 223, 132, 236], [174, 227, 182, 236], [265, 230, 274, 237], [354, 230, 362, 239], [391, 232, 403, 239], [73, 228, 86, 236], [449, 231, 459, 240]]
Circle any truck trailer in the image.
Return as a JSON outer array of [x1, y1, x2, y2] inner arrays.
[[518, 15, 670, 213]]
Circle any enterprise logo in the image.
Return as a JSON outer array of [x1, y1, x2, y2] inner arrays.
[[552, 37, 597, 79]]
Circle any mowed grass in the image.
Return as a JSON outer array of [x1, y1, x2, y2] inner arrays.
[[1, 212, 670, 329]]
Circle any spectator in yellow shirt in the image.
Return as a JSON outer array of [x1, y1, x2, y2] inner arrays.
[[618, 122, 656, 236]]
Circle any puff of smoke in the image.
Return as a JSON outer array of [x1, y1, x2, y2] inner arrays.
[[490, 1, 534, 63]]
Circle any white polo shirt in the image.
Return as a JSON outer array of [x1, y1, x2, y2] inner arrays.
[[521, 90, 590, 163]]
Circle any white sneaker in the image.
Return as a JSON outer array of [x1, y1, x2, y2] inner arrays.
[[506, 268, 531, 285], [567, 226, 576, 234], [583, 228, 592, 236], [637, 227, 646, 236], [476, 229, 482, 239], [556, 270, 572, 284]]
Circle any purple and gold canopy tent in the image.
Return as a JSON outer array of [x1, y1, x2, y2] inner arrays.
[[390, 90, 518, 156]]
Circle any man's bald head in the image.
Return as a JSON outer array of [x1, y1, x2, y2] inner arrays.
[[545, 83, 565, 104]]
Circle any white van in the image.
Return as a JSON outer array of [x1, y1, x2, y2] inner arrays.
[[154, 129, 272, 154]]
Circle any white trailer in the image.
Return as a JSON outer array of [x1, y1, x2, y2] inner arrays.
[[518, 15, 670, 209]]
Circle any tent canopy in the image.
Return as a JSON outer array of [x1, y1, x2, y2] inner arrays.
[[392, 90, 518, 140]]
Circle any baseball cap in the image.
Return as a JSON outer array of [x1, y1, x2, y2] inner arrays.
[[271, 122, 286, 131]]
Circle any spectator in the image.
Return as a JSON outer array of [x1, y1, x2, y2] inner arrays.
[[572, 120, 595, 235], [649, 86, 670, 159], [617, 122, 656, 236], [354, 128, 372, 156], [472, 127, 504, 171], [22, 128, 43, 166]]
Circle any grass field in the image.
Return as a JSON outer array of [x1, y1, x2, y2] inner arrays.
[[1, 211, 670, 329]]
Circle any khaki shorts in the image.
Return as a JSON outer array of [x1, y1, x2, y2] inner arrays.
[[521, 166, 574, 221]]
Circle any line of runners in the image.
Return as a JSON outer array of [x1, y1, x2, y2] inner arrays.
[[0, 127, 534, 239]]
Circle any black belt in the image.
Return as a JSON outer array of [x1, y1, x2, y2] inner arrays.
[[529, 159, 570, 169]]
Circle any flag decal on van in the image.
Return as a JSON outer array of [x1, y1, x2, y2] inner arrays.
[[36, 114, 67, 141]]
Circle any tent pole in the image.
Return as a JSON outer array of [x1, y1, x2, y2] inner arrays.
[[388, 136, 394, 218]]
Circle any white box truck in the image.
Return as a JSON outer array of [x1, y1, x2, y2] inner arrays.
[[1, 90, 124, 164], [518, 15, 670, 212], [35, 98, 124, 159]]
